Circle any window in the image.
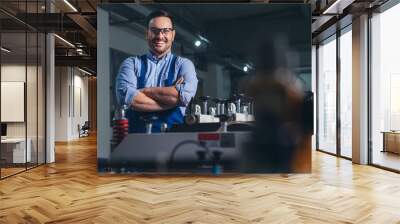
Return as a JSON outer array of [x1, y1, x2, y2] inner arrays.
[[371, 2, 400, 171], [317, 36, 337, 154], [339, 28, 352, 158]]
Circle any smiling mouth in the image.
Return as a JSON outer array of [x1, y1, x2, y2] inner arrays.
[[153, 38, 166, 44]]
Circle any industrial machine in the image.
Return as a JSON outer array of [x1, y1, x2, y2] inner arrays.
[[106, 87, 313, 174], [108, 94, 256, 174], [110, 131, 252, 174]]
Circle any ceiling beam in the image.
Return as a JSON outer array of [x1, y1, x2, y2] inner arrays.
[[67, 13, 97, 46], [55, 55, 96, 70]]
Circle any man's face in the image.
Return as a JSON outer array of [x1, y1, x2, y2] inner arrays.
[[147, 16, 175, 57]]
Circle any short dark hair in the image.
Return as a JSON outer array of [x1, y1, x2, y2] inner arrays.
[[146, 10, 174, 28]]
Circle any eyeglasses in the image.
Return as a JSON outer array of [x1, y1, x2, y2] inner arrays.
[[149, 27, 174, 35]]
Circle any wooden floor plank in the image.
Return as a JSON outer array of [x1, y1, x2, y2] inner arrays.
[[1, 135, 400, 223]]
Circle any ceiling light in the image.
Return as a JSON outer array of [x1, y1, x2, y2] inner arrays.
[[63, 0, 78, 12], [75, 42, 85, 48], [78, 67, 92, 76], [198, 35, 210, 44], [1, 47, 11, 53], [194, 40, 201, 47], [322, 0, 353, 15], [76, 48, 85, 56], [54, 34, 75, 48], [243, 66, 249, 72]]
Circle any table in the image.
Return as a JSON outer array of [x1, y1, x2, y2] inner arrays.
[[1, 138, 31, 164], [382, 131, 400, 154]]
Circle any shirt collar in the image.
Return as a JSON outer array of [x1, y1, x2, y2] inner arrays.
[[146, 51, 172, 63]]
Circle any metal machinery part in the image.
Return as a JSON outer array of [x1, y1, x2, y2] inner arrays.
[[233, 93, 245, 113], [111, 105, 129, 149], [110, 131, 252, 173], [199, 96, 210, 115], [213, 98, 226, 115], [183, 94, 255, 127], [140, 115, 159, 134]]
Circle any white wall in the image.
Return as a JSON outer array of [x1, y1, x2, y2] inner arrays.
[[1, 64, 37, 137], [1, 65, 26, 140], [1, 63, 46, 163], [55, 66, 89, 141], [72, 73, 89, 138], [55, 67, 68, 141]]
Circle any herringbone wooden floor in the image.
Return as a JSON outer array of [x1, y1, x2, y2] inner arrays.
[[1, 135, 400, 224]]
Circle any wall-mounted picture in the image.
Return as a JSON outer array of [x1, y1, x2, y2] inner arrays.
[[97, 3, 312, 174]]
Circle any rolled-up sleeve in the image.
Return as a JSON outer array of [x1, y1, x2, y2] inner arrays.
[[115, 57, 139, 106], [176, 58, 198, 106]]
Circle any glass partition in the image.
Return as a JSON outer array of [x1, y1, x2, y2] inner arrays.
[[0, 1, 46, 179], [27, 30, 38, 169], [371, 3, 400, 171], [339, 27, 352, 158], [1, 30, 28, 177], [317, 35, 337, 154], [37, 32, 45, 165]]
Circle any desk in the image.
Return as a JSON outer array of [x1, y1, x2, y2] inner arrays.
[[382, 131, 400, 154], [1, 138, 31, 163]]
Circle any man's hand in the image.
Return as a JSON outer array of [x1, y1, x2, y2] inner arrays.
[[141, 86, 180, 106], [139, 76, 184, 108], [174, 77, 184, 86], [131, 77, 184, 112], [131, 91, 168, 112]]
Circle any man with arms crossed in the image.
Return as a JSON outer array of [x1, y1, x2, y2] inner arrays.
[[116, 10, 198, 133]]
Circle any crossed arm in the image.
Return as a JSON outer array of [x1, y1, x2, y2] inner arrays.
[[116, 57, 198, 113], [131, 78, 183, 112]]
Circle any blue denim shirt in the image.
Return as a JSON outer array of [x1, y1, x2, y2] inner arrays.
[[115, 51, 198, 116]]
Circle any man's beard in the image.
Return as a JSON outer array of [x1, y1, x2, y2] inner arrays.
[[150, 38, 170, 55]]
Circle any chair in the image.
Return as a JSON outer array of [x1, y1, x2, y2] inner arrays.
[[78, 121, 90, 138]]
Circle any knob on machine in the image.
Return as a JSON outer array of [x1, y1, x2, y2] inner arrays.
[[140, 115, 159, 134], [213, 98, 227, 115]]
